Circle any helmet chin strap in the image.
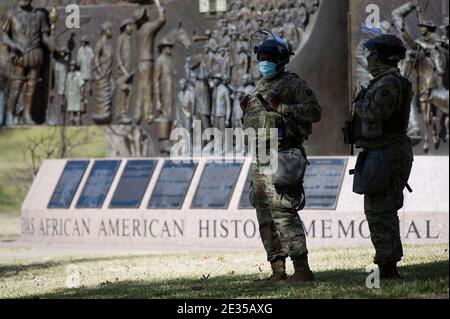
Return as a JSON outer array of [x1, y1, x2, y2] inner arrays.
[[275, 58, 289, 72]]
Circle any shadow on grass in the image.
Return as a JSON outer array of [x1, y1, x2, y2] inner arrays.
[[0, 253, 177, 279], [17, 260, 449, 299]]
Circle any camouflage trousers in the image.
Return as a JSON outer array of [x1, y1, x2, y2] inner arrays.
[[364, 141, 413, 264], [251, 164, 308, 263]]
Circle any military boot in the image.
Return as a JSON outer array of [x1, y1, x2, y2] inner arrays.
[[290, 254, 315, 283], [261, 259, 288, 283], [378, 261, 401, 280]]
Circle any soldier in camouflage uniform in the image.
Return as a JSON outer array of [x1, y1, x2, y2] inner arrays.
[[241, 33, 321, 283], [354, 34, 414, 280]]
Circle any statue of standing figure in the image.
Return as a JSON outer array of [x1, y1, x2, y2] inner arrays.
[[395, 2, 448, 152], [184, 55, 192, 79], [0, 89, 4, 127], [48, 47, 69, 126], [154, 38, 175, 121], [175, 78, 195, 131], [232, 44, 249, 87], [1, 0, 53, 127], [174, 79, 195, 156], [0, 48, 6, 126], [92, 22, 114, 125], [232, 74, 255, 129], [133, 5, 166, 124], [285, 12, 300, 50], [202, 44, 215, 76], [65, 60, 84, 126], [116, 18, 135, 125], [232, 88, 245, 130], [205, 29, 218, 53], [211, 73, 231, 134], [299, 1, 310, 26], [77, 36, 94, 115], [193, 71, 211, 134], [439, 18, 449, 90]]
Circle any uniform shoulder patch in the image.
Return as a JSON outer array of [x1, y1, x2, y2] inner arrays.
[[287, 72, 301, 79], [378, 74, 401, 86]]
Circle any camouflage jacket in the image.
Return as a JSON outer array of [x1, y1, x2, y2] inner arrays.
[[355, 67, 413, 149], [243, 71, 321, 161]]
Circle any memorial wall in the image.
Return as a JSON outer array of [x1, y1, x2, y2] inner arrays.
[[21, 156, 449, 249]]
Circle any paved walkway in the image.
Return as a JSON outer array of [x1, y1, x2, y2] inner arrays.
[[0, 240, 256, 261]]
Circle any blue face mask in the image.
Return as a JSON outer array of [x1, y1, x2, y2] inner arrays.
[[259, 60, 278, 79]]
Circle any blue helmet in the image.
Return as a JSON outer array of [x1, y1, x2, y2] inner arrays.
[[253, 31, 293, 68], [363, 34, 406, 62]]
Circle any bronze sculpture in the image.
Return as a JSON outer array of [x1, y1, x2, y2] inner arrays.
[[395, 2, 447, 152], [1, 0, 53, 127], [92, 22, 114, 125], [175, 78, 195, 131], [216, 47, 231, 77], [232, 44, 250, 87], [65, 60, 84, 126], [116, 18, 134, 125], [183, 55, 192, 80], [154, 38, 175, 121], [204, 29, 218, 53], [285, 12, 300, 50], [297, 0, 310, 31], [211, 73, 231, 133], [193, 71, 211, 134], [438, 17, 449, 90], [0, 45, 6, 126], [133, 5, 166, 124], [76, 35, 94, 115], [48, 46, 69, 126], [232, 74, 255, 129]]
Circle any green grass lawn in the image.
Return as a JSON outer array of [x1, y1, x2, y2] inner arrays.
[[0, 127, 108, 215], [0, 214, 20, 242], [0, 244, 448, 299]]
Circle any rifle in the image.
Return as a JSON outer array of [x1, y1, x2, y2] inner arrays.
[[257, 93, 272, 112], [342, 87, 365, 155], [343, 112, 358, 156]]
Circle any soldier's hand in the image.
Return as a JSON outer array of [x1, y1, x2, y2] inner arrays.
[[266, 91, 279, 112], [240, 94, 251, 113]]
